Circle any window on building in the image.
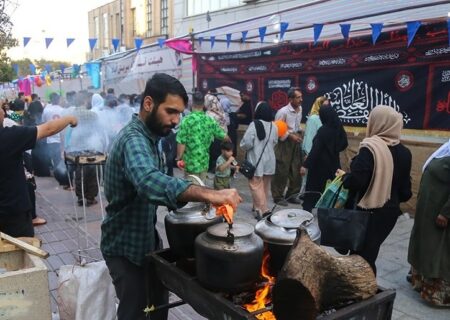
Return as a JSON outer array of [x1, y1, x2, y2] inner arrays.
[[131, 8, 136, 36], [94, 16, 100, 49], [103, 13, 109, 49], [186, 0, 242, 16], [161, 0, 168, 35], [147, 0, 152, 37]]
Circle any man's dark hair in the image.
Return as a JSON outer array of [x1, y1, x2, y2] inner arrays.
[[140, 73, 188, 110], [192, 91, 204, 106], [209, 88, 218, 95], [221, 141, 234, 151], [118, 93, 129, 103], [287, 87, 302, 99], [31, 93, 38, 100], [49, 92, 60, 105], [107, 88, 115, 94], [18, 92, 24, 98]]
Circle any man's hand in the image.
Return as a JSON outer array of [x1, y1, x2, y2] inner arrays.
[[68, 116, 78, 127], [336, 169, 346, 177], [209, 188, 242, 211], [436, 214, 448, 228], [300, 166, 307, 176], [288, 133, 302, 143]]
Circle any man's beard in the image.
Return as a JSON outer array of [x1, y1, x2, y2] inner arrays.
[[145, 108, 174, 137]]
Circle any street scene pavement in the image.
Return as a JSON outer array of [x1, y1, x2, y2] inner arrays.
[[33, 169, 450, 320]]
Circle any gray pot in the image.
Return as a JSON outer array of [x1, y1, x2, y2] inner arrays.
[[195, 222, 264, 292], [165, 202, 222, 259], [255, 209, 321, 274]]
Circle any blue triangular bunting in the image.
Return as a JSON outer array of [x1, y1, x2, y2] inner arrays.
[[280, 22, 289, 40], [210, 36, 215, 49], [226, 34, 232, 48], [313, 24, 324, 45], [112, 38, 120, 51], [371, 23, 383, 45], [340, 24, 351, 39], [198, 36, 203, 46], [45, 64, 52, 73], [158, 38, 165, 48], [23, 37, 31, 47], [259, 26, 267, 43], [241, 31, 248, 43], [406, 21, 421, 47], [89, 38, 97, 51], [45, 37, 53, 49], [60, 64, 66, 74], [29, 63, 36, 75], [135, 38, 143, 50], [66, 38, 75, 48]]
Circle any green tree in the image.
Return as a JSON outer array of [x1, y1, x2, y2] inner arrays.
[[0, 0, 18, 81]]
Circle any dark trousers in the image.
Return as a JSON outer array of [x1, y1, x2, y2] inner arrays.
[[271, 139, 303, 200], [228, 113, 238, 156], [32, 140, 50, 177], [47, 142, 61, 170], [208, 139, 222, 173], [75, 165, 99, 200], [104, 256, 168, 320], [353, 208, 400, 274], [27, 180, 37, 219], [0, 209, 34, 237]]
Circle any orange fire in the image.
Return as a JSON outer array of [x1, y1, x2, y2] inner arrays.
[[243, 251, 276, 319]]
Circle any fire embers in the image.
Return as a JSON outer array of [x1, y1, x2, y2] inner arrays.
[[243, 249, 276, 319]]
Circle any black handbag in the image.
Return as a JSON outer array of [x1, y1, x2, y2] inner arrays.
[[239, 123, 272, 179], [316, 189, 371, 252]]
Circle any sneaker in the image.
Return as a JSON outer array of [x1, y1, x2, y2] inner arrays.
[[274, 198, 289, 206]]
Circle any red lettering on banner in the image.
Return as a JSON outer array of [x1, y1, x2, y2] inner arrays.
[[436, 91, 450, 114]]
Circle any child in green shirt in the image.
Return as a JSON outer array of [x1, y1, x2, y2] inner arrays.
[[214, 141, 238, 190]]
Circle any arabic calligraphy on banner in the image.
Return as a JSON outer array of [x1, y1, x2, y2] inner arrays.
[[326, 79, 411, 125]]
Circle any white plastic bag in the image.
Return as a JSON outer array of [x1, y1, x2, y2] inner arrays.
[[57, 261, 116, 320]]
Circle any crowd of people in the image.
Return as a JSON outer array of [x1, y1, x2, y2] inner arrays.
[[1, 73, 448, 319]]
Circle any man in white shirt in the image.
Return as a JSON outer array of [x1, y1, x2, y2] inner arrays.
[[271, 87, 304, 206], [42, 93, 65, 173]]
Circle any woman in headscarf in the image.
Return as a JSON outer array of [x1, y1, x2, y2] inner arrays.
[[90, 93, 104, 114], [408, 140, 450, 306], [300, 106, 348, 212], [341, 105, 412, 274], [240, 101, 278, 219], [302, 96, 329, 157]]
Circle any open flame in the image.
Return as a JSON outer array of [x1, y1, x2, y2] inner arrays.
[[215, 204, 234, 224], [243, 250, 276, 319]]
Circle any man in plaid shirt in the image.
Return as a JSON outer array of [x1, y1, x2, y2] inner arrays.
[[101, 73, 241, 320]]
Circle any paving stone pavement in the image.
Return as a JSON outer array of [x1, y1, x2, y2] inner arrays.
[[31, 170, 450, 320]]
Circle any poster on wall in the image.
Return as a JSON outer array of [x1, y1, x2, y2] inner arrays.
[[197, 21, 450, 131]]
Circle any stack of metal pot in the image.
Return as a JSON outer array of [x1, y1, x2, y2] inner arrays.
[[165, 202, 223, 260], [255, 208, 321, 274]]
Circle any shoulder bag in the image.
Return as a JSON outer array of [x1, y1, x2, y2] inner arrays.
[[316, 183, 371, 252], [239, 123, 272, 179]]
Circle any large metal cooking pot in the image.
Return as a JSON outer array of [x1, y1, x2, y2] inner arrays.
[[195, 222, 264, 293], [165, 202, 222, 259], [255, 209, 321, 274]]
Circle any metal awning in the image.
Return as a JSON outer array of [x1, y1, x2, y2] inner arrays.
[[186, 0, 450, 51]]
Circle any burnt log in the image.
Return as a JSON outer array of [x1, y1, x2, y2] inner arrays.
[[272, 229, 377, 320]]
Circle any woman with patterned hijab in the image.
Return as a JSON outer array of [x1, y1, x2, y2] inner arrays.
[[302, 96, 329, 157], [341, 105, 412, 274]]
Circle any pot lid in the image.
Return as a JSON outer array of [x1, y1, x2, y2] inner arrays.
[[255, 209, 321, 245], [270, 209, 313, 229], [172, 201, 207, 214], [207, 222, 254, 240]]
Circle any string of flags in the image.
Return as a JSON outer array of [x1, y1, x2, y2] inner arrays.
[[17, 19, 450, 54]]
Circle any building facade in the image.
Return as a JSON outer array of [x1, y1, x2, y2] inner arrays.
[[88, 0, 174, 60]]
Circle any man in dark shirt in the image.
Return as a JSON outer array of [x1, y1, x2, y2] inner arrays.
[[24, 93, 44, 125], [0, 108, 77, 237], [237, 91, 253, 125], [101, 74, 242, 320]]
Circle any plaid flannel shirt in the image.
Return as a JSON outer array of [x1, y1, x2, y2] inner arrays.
[[101, 114, 191, 266]]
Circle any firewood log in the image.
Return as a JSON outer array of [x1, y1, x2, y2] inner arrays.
[[272, 229, 377, 320]]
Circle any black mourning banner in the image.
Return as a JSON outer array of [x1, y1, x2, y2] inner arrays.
[[197, 21, 450, 131]]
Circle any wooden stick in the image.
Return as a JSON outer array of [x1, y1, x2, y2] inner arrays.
[[0, 232, 49, 259]]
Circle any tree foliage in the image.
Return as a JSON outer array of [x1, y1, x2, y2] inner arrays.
[[0, 0, 18, 82]]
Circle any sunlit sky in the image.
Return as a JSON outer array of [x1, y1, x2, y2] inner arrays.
[[6, 0, 111, 64]]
